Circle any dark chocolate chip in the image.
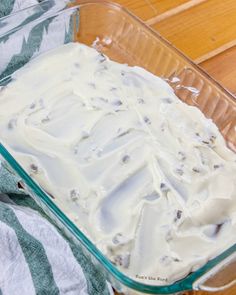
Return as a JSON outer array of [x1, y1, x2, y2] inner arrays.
[[117, 130, 130, 138], [161, 97, 173, 104], [175, 168, 184, 176], [41, 116, 50, 123], [114, 100, 123, 106], [30, 103, 36, 109], [70, 189, 79, 201], [122, 155, 130, 164], [143, 116, 151, 125], [178, 151, 186, 161], [160, 183, 170, 192], [210, 135, 216, 143], [215, 223, 224, 235], [173, 257, 180, 262], [98, 53, 106, 63], [8, 118, 17, 130], [213, 164, 221, 169], [114, 254, 130, 268], [176, 210, 182, 219], [137, 98, 145, 104], [30, 164, 38, 174], [81, 131, 90, 140], [192, 167, 200, 173], [202, 140, 210, 145], [112, 233, 123, 244], [160, 124, 165, 132]]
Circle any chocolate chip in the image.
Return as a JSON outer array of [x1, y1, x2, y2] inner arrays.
[[160, 183, 170, 192], [175, 168, 184, 176], [112, 233, 123, 245], [117, 130, 130, 138], [210, 135, 216, 143], [98, 53, 106, 63], [41, 116, 50, 123], [114, 254, 130, 268], [113, 100, 123, 106], [30, 103, 36, 109], [160, 123, 165, 132], [30, 164, 38, 173], [122, 155, 130, 164], [8, 118, 17, 130], [213, 163, 223, 169], [81, 131, 90, 140], [178, 151, 186, 161], [121, 71, 125, 76], [176, 210, 182, 219], [202, 140, 210, 145], [192, 167, 200, 173], [161, 97, 173, 104], [143, 116, 151, 125], [70, 189, 80, 201], [215, 223, 224, 235], [137, 98, 145, 104], [174, 210, 183, 222]]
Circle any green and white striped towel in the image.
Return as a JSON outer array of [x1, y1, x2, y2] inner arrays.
[[0, 1, 113, 294]]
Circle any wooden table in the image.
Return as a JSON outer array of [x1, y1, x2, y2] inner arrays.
[[113, 0, 236, 294]]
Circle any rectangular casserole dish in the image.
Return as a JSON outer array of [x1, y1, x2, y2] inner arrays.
[[0, 1, 235, 294]]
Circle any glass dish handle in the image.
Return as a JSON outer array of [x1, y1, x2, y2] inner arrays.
[[192, 252, 236, 292]]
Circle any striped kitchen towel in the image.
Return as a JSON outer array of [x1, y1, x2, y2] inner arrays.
[[0, 1, 113, 294], [0, 0, 77, 80]]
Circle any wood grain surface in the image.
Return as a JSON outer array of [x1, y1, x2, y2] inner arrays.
[[116, 0, 236, 98], [113, 0, 236, 294]]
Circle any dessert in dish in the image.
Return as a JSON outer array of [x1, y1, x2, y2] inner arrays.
[[0, 43, 235, 285]]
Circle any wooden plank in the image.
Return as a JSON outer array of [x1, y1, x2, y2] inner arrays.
[[201, 45, 236, 95], [146, 0, 206, 25], [115, 286, 236, 295], [115, 0, 189, 21], [192, 286, 236, 295], [115, 0, 156, 20], [151, 0, 236, 61]]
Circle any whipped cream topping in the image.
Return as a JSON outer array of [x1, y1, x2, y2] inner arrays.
[[0, 43, 235, 285]]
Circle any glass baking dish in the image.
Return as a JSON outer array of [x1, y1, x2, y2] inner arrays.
[[0, 1, 236, 294]]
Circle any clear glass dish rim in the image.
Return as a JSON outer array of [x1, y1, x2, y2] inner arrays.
[[0, 1, 235, 293]]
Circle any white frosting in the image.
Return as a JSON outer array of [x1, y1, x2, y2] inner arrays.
[[0, 43, 235, 285]]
